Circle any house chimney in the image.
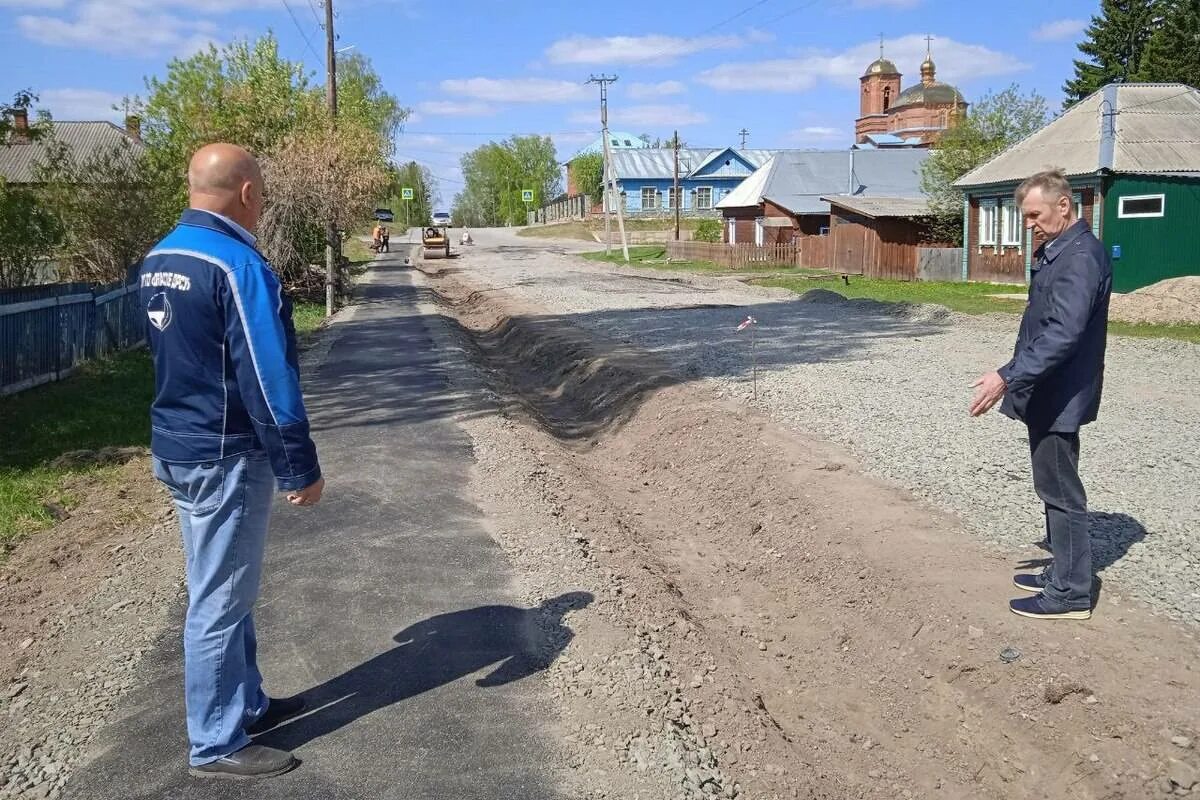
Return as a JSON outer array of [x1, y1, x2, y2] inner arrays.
[[125, 114, 141, 142], [10, 108, 30, 143]]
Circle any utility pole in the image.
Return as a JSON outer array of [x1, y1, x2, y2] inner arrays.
[[587, 74, 629, 262], [738, 128, 749, 149], [324, 0, 338, 317], [673, 130, 680, 242]]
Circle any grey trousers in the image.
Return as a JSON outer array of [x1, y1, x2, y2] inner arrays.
[[1028, 428, 1092, 610]]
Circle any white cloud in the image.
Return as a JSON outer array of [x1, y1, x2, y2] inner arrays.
[[0, 0, 67, 8], [697, 34, 1027, 93], [787, 125, 847, 146], [1032, 19, 1087, 42], [416, 100, 497, 117], [38, 88, 126, 122], [570, 103, 707, 128], [627, 81, 686, 100], [440, 77, 589, 104], [15, 1, 226, 55], [545, 33, 745, 66]]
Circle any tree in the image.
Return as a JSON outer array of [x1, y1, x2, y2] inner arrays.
[[1064, 0, 1162, 104], [36, 137, 169, 284], [921, 85, 1050, 245], [571, 152, 604, 201], [0, 179, 64, 288], [1136, 0, 1200, 85], [139, 33, 406, 301], [1, 90, 52, 142], [140, 34, 323, 223], [335, 52, 408, 153], [258, 123, 389, 292], [454, 135, 562, 227], [383, 161, 435, 229]]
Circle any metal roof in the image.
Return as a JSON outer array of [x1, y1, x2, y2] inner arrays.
[[821, 194, 931, 218], [571, 131, 651, 158], [717, 148, 929, 215], [0, 121, 144, 183], [893, 81, 966, 108], [611, 147, 775, 180], [955, 83, 1200, 187]]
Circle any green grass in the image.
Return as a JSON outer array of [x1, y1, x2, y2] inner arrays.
[[757, 276, 1200, 343], [1109, 320, 1200, 343], [755, 275, 1030, 316], [0, 350, 154, 545], [343, 232, 376, 266], [0, 300, 333, 549], [517, 222, 597, 241], [292, 301, 326, 338], [581, 245, 826, 276]]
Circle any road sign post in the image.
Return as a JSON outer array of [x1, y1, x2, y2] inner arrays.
[[401, 187, 413, 233]]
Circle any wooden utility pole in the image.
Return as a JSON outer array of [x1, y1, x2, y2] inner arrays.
[[673, 130, 680, 242], [738, 128, 749, 148], [324, 0, 338, 317], [588, 75, 629, 262]]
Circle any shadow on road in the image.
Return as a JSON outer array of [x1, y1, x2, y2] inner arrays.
[[1016, 510, 1149, 586], [258, 592, 594, 751], [307, 257, 947, 442]]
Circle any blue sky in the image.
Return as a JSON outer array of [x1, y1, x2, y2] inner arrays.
[[1, 0, 1103, 200]]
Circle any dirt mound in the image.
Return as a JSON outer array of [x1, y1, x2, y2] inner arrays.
[[426, 276, 674, 442], [1111, 276, 1200, 325], [48, 446, 147, 470], [424, 264, 1200, 800], [799, 288, 952, 324], [796, 288, 849, 304]]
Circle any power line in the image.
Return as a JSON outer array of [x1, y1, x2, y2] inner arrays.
[[279, 0, 322, 62], [306, 0, 323, 28], [393, 156, 466, 184], [400, 129, 595, 137], [697, 0, 773, 36], [761, 0, 833, 25], [1115, 87, 1195, 112]]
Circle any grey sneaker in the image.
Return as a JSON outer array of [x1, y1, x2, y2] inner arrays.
[[189, 744, 298, 779]]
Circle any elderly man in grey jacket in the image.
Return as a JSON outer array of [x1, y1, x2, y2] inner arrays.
[[970, 169, 1112, 621]]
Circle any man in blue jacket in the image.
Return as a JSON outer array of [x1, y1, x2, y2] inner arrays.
[[140, 143, 325, 777], [970, 169, 1112, 621]]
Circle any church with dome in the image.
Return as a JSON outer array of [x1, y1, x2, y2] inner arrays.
[[855, 40, 968, 148]]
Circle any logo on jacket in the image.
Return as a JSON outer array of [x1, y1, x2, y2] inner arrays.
[[147, 292, 173, 331]]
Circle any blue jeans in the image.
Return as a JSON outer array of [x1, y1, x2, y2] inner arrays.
[[152, 452, 274, 766], [1028, 428, 1092, 610]]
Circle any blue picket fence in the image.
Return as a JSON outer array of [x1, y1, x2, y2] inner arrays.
[[0, 270, 145, 396]]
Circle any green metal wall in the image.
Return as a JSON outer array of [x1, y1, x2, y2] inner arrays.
[[1104, 176, 1200, 293]]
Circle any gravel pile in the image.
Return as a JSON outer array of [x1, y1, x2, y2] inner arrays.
[[458, 229, 1200, 626], [1111, 276, 1200, 325]]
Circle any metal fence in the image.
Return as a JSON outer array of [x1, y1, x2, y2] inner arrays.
[[0, 274, 145, 396]]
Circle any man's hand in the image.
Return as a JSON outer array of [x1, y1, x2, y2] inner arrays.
[[970, 371, 1007, 417], [287, 477, 325, 507]]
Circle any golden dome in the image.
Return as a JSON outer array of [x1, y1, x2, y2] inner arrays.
[[864, 58, 900, 76]]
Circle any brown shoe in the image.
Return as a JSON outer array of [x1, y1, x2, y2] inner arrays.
[[189, 744, 298, 779]]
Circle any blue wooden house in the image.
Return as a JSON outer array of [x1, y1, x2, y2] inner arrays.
[[606, 147, 776, 214]]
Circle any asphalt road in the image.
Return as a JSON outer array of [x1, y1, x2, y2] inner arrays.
[[62, 252, 572, 800]]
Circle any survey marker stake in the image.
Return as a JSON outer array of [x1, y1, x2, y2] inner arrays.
[[736, 315, 759, 400]]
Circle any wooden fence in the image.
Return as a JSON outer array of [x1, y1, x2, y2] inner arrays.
[[666, 240, 836, 271], [0, 274, 144, 396]]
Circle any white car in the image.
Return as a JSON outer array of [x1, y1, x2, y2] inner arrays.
[[431, 211, 451, 226]]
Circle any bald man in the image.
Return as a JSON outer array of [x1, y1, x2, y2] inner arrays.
[[140, 143, 324, 778]]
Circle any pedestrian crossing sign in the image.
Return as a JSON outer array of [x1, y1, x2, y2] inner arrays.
[[401, 187, 414, 200], [522, 190, 534, 203]]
